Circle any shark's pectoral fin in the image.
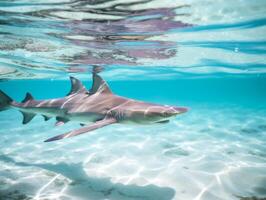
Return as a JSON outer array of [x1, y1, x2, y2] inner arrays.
[[20, 111, 36, 124], [44, 118, 117, 142]]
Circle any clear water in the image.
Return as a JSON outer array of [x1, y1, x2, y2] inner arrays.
[[0, 0, 266, 200]]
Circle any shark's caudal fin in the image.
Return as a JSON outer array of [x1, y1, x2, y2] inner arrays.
[[0, 90, 12, 111], [44, 118, 117, 142], [67, 77, 87, 96], [90, 73, 112, 95]]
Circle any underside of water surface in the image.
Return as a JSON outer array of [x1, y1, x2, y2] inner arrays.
[[0, 0, 266, 200]]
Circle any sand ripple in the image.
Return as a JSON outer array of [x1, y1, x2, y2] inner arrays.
[[0, 106, 266, 200]]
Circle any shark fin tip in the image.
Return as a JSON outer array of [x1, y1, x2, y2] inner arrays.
[[20, 111, 36, 124], [44, 138, 53, 142], [22, 92, 34, 103], [90, 74, 112, 95], [42, 115, 51, 121], [67, 77, 87, 96]]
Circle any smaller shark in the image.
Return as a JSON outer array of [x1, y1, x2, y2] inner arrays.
[[0, 72, 188, 142]]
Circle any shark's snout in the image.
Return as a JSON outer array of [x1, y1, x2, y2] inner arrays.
[[164, 106, 188, 117], [174, 106, 188, 114]]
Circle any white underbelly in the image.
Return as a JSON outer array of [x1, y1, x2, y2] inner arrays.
[[67, 113, 103, 124]]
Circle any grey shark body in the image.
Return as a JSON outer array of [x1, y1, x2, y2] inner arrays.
[[0, 73, 188, 142]]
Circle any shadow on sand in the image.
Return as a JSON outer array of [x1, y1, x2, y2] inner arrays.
[[0, 154, 175, 200]]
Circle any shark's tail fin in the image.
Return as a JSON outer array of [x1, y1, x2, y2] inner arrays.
[[0, 90, 12, 111]]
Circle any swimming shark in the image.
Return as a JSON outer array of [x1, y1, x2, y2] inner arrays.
[[0, 72, 188, 142]]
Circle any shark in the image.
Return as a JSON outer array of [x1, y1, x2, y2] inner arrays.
[[0, 72, 188, 142]]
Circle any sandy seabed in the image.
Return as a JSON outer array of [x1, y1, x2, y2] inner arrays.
[[0, 105, 266, 200]]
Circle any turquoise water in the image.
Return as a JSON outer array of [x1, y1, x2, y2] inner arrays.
[[0, 0, 266, 200]]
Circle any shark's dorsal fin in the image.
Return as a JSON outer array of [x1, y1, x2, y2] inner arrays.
[[20, 111, 36, 124], [22, 92, 33, 103], [67, 77, 87, 96], [90, 73, 112, 95]]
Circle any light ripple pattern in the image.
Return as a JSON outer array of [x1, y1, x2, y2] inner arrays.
[[0, 0, 265, 80], [0, 1, 266, 200], [0, 99, 266, 200]]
